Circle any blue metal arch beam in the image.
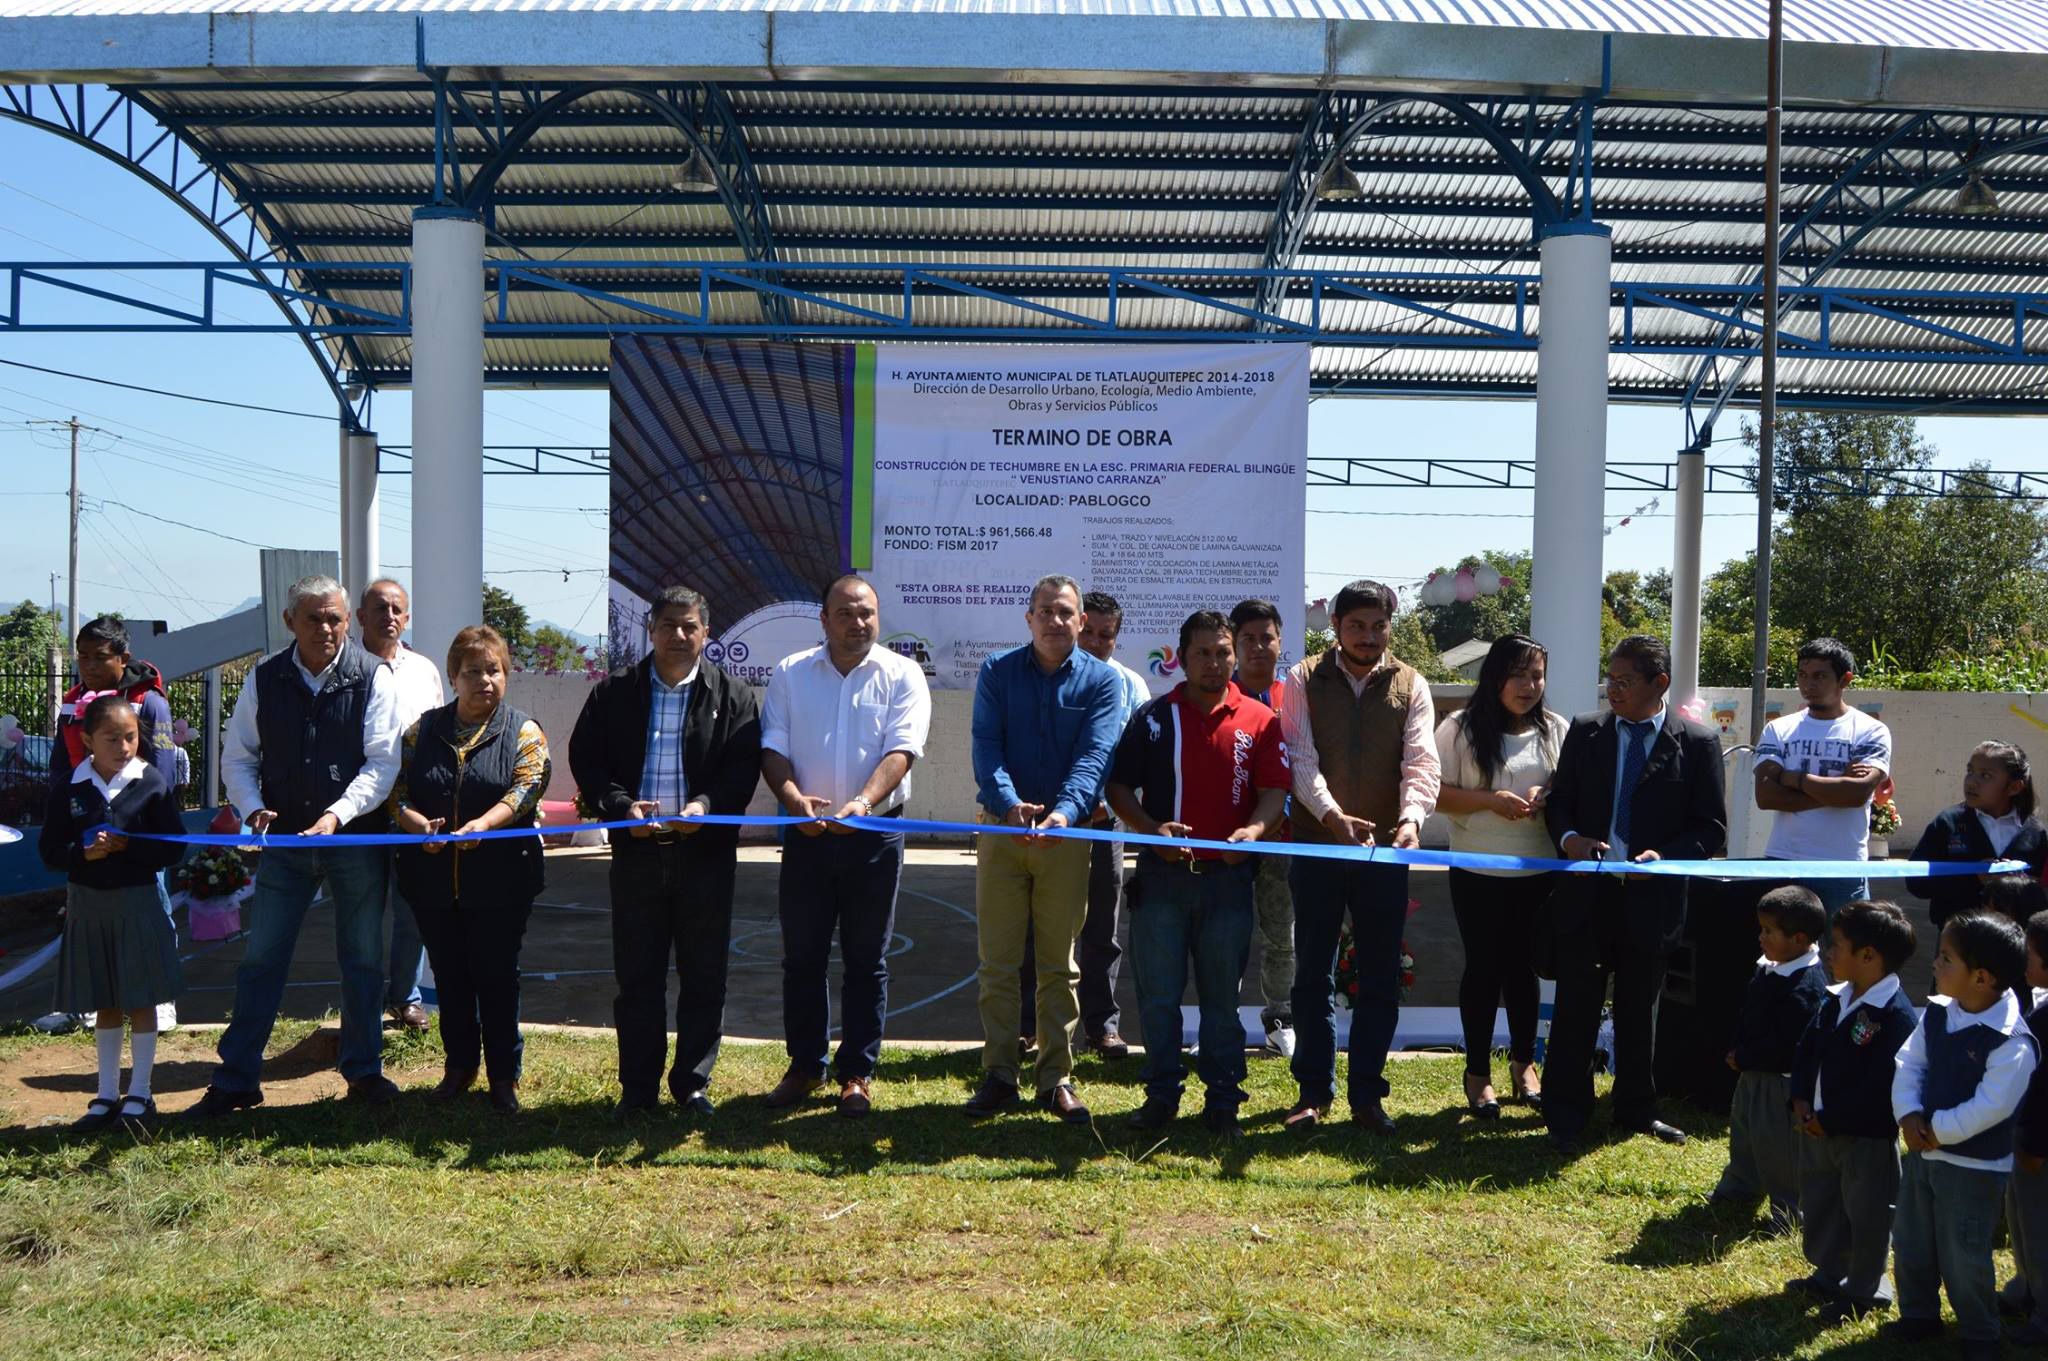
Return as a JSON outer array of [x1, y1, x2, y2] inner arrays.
[[0, 83, 366, 425], [1683, 112, 2048, 445], [455, 82, 787, 326], [1254, 93, 1571, 324]]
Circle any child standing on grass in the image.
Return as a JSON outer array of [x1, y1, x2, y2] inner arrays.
[[1999, 910, 2048, 1346], [36, 695, 186, 1132], [1789, 900, 1919, 1323], [1712, 885, 1829, 1227], [1890, 911, 2039, 1359], [1907, 741, 2047, 931]]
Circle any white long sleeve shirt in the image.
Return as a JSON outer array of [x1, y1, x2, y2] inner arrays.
[[1278, 652, 1439, 830], [222, 647, 401, 827], [1892, 989, 2038, 1172]]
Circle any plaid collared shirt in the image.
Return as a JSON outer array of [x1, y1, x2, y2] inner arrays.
[[638, 665, 695, 812]]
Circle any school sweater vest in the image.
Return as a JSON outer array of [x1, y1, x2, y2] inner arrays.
[[1291, 650, 1416, 842], [1920, 998, 2041, 1162], [254, 641, 386, 836]]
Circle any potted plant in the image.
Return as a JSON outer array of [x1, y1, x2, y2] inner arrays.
[[1869, 777, 1901, 860]]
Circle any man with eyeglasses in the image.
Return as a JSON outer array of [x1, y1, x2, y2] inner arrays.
[[1542, 634, 1728, 1154]]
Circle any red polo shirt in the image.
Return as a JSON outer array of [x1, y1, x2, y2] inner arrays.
[[1109, 681, 1291, 860]]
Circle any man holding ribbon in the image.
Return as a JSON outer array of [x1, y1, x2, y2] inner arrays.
[[568, 585, 761, 1121], [965, 573, 1124, 1123], [188, 575, 403, 1116], [758, 574, 930, 1119], [1542, 634, 1728, 1153], [1278, 579, 1439, 1136]]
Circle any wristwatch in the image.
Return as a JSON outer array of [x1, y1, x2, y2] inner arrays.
[[850, 797, 874, 815]]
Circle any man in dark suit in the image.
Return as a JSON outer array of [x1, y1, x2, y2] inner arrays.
[[568, 585, 762, 1121], [1542, 634, 1727, 1153]]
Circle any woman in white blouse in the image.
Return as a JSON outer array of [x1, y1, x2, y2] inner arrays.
[[1433, 634, 1569, 1120]]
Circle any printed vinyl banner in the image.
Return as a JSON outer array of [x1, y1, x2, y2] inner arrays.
[[855, 343, 1309, 690], [608, 339, 1307, 690]]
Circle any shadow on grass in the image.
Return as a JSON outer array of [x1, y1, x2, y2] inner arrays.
[[1658, 1290, 1925, 1361], [1616, 1195, 1788, 1268]]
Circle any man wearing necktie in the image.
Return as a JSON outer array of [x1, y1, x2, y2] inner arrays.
[[1542, 635, 1728, 1154]]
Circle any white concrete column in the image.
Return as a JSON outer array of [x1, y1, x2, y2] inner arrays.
[[337, 427, 354, 597], [343, 430, 381, 603], [1529, 224, 1613, 716], [1670, 447, 1706, 706], [408, 208, 485, 671]]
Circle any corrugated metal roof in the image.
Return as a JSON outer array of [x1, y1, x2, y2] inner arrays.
[[6, 0, 2048, 57]]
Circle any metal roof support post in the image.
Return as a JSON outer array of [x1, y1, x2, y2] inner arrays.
[[1530, 222, 1613, 718], [343, 429, 381, 604], [1670, 442, 1706, 705], [410, 206, 485, 672]]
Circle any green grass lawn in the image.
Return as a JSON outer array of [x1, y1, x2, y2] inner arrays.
[[0, 1025, 1976, 1360]]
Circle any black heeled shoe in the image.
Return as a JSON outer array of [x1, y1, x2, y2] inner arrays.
[[1511, 1062, 1544, 1111], [1463, 1072, 1501, 1121]]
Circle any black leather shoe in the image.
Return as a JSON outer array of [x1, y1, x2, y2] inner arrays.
[[183, 1085, 264, 1120], [678, 1093, 716, 1119], [964, 1075, 1021, 1119], [1202, 1106, 1244, 1139], [1350, 1100, 1398, 1136], [1880, 1318, 1945, 1344], [612, 1096, 659, 1123], [1546, 1129, 1582, 1155], [1090, 1030, 1131, 1061], [71, 1097, 121, 1133], [345, 1074, 401, 1106], [1462, 1072, 1501, 1121], [1622, 1118, 1688, 1146], [1127, 1095, 1179, 1131]]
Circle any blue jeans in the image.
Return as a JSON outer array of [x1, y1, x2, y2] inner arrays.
[[213, 845, 390, 1090], [1289, 857, 1410, 1107], [1764, 864, 1868, 918], [385, 871, 425, 1009], [1894, 1151, 2008, 1343], [1129, 856, 1255, 1110]]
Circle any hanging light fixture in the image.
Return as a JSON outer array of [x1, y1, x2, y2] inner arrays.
[[670, 147, 718, 193], [1954, 141, 2000, 215], [1316, 158, 1364, 201]]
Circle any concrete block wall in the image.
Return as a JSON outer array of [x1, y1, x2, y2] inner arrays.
[[512, 672, 2048, 850]]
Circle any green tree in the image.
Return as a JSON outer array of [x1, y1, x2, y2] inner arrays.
[[528, 624, 589, 673], [1390, 610, 1460, 682], [481, 584, 534, 667], [0, 599, 60, 664], [1409, 550, 1531, 657]]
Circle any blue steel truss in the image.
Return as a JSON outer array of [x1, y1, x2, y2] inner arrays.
[[1681, 110, 2048, 447], [7, 260, 2048, 371], [0, 82, 371, 428]]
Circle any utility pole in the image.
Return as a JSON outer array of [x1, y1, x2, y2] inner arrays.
[[29, 417, 85, 645]]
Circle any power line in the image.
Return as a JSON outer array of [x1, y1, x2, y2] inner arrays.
[[0, 357, 334, 421], [92, 497, 282, 550]]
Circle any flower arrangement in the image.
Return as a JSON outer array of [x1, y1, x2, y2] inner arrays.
[[171, 847, 255, 941], [1333, 917, 1418, 1007], [1870, 776, 1902, 839]]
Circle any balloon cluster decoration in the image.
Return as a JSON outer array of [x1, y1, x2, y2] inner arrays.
[[1417, 563, 1512, 608]]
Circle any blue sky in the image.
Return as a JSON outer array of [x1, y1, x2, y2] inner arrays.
[[3, 117, 2040, 638]]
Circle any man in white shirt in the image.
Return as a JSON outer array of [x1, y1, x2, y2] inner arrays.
[[187, 575, 403, 1117], [759, 575, 932, 1119], [1754, 638, 1892, 917], [357, 578, 446, 1032]]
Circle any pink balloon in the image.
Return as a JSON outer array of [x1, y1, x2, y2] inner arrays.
[[1454, 569, 1479, 604], [171, 718, 193, 745]]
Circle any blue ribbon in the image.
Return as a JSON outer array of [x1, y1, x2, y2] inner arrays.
[[85, 812, 2023, 880]]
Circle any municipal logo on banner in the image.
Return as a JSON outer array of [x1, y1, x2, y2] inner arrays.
[[705, 601, 825, 685], [1147, 646, 1180, 678]]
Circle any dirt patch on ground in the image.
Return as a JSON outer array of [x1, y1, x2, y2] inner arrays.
[[0, 1024, 444, 1128]]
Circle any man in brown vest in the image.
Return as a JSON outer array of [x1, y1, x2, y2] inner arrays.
[[1276, 579, 1440, 1134]]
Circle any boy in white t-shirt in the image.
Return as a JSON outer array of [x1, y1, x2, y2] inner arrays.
[[1754, 638, 1893, 916]]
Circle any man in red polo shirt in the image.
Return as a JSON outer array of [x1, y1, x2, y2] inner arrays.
[[1107, 609, 1289, 1138]]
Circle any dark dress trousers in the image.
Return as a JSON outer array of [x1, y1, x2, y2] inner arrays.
[[568, 656, 762, 1103], [1540, 707, 1728, 1140]]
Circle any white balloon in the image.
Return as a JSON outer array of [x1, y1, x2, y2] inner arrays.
[[1472, 563, 1502, 595]]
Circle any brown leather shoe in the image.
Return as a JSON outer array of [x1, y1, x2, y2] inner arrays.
[[963, 1074, 1021, 1118], [1090, 1030, 1130, 1060], [764, 1067, 828, 1110], [1351, 1099, 1399, 1136], [1283, 1102, 1329, 1133], [487, 1080, 520, 1115], [432, 1067, 478, 1101], [838, 1076, 873, 1119], [391, 1002, 431, 1033], [1038, 1082, 1091, 1125]]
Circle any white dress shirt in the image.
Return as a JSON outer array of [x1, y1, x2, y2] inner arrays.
[[75, 755, 149, 802], [1980, 808, 2028, 858], [761, 642, 931, 812], [1278, 652, 1440, 830], [1893, 989, 2039, 1172], [222, 646, 401, 826], [377, 643, 447, 730], [1812, 972, 1903, 1114]]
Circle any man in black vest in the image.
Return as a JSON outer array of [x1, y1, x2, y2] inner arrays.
[[569, 585, 762, 1121], [1542, 634, 1728, 1153], [188, 575, 404, 1116]]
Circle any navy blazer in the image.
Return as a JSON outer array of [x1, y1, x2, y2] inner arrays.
[[1905, 802, 2048, 928], [1541, 707, 1729, 947]]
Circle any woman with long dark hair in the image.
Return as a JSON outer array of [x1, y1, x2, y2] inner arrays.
[[1433, 633, 1567, 1118]]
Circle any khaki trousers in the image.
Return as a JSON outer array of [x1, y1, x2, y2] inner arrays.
[[975, 817, 1092, 1092]]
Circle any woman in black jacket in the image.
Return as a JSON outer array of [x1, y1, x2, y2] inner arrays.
[[1905, 740, 2047, 928], [390, 626, 551, 1114]]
